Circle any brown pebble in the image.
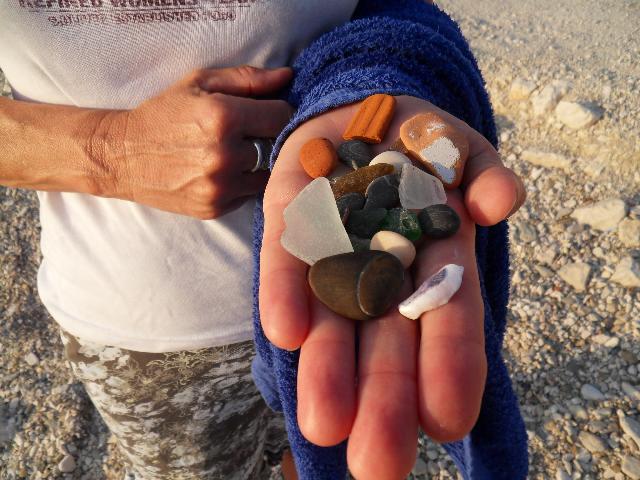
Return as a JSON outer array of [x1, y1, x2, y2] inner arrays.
[[299, 138, 338, 178], [343, 94, 396, 144], [331, 163, 395, 198], [399, 112, 469, 188], [308, 250, 405, 321]]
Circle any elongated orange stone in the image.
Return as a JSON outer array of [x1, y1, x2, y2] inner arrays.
[[343, 94, 396, 144]]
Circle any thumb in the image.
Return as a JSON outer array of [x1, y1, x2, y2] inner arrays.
[[195, 65, 293, 97]]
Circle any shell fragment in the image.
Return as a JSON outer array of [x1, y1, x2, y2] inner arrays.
[[398, 264, 464, 319]]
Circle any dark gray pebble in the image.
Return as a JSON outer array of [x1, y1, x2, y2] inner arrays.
[[348, 234, 371, 253], [364, 174, 399, 210], [417, 204, 460, 239], [346, 208, 387, 239], [336, 192, 365, 224], [337, 140, 373, 170]]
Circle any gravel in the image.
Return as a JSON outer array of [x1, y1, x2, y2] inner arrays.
[[2, 1, 639, 478]]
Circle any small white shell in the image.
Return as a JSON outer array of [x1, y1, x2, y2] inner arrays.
[[398, 264, 464, 320]]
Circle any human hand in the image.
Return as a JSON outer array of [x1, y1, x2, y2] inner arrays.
[[260, 97, 525, 479], [99, 66, 293, 219], [260, 96, 525, 478]]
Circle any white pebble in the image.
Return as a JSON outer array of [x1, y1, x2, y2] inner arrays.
[[370, 231, 416, 269], [369, 150, 412, 174], [399, 264, 464, 320]]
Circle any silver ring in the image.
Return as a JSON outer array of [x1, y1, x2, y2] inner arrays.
[[249, 138, 274, 173]]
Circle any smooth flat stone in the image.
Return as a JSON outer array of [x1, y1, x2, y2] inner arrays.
[[364, 174, 399, 210], [399, 113, 469, 188], [281, 177, 353, 265], [417, 204, 460, 238], [369, 150, 412, 174], [299, 137, 338, 178], [399, 264, 464, 319], [337, 140, 373, 170], [331, 163, 395, 198], [379, 208, 422, 242], [399, 163, 447, 210], [370, 230, 416, 269], [346, 208, 387, 239], [348, 234, 371, 253], [309, 250, 405, 321], [336, 193, 365, 223]]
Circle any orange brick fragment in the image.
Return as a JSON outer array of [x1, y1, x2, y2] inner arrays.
[[343, 94, 396, 144], [299, 138, 338, 179]]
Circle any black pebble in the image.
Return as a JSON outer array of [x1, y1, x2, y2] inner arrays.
[[346, 208, 387, 239], [364, 174, 399, 210], [348, 234, 371, 253], [417, 204, 461, 239], [336, 193, 365, 223], [337, 140, 373, 170]]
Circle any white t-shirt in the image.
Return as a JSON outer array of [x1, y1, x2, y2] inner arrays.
[[0, 0, 358, 352]]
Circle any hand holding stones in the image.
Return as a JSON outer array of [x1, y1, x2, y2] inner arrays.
[[283, 95, 467, 323], [261, 95, 520, 471]]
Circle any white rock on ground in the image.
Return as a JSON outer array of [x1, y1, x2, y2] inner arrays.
[[618, 218, 640, 247], [622, 383, 640, 403], [555, 468, 571, 480], [581, 384, 606, 401], [521, 150, 572, 171], [622, 455, 640, 480], [24, 352, 38, 366], [509, 78, 537, 100], [618, 413, 640, 449], [578, 431, 608, 453], [58, 454, 76, 473], [611, 257, 640, 289], [555, 100, 604, 129], [531, 81, 569, 116], [558, 262, 591, 291], [571, 198, 627, 231]]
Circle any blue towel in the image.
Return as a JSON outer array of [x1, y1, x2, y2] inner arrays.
[[251, 1, 528, 478]]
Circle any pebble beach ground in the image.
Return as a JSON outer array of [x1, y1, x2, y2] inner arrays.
[[1, 1, 639, 478]]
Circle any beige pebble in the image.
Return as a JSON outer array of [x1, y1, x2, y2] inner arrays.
[[369, 150, 412, 174], [370, 230, 416, 269]]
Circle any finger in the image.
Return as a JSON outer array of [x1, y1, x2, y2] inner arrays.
[[462, 133, 526, 226], [297, 299, 356, 446], [231, 139, 268, 174], [237, 171, 270, 195], [229, 96, 294, 138], [347, 278, 419, 480], [196, 65, 293, 97], [259, 132, 321, 349], [414, 193, 487, 443]]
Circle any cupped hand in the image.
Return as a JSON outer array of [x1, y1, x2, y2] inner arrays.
[[101, 66, 293, 219], [260, 96, 525, 479]]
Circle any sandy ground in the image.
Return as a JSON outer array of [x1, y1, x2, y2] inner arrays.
[[1, 1, 639, 479]]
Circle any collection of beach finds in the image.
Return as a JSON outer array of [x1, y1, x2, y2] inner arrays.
[[280, 94, 468, 321]]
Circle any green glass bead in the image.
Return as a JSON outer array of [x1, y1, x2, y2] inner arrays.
[[380, 208, 422, 242]]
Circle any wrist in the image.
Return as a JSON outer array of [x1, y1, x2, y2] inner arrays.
[[83, 109, 129, 198]]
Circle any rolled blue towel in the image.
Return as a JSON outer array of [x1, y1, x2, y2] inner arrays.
[[251, 1, 528, 478]]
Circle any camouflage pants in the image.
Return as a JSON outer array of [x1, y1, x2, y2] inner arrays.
[[60, 331, 287, 480]]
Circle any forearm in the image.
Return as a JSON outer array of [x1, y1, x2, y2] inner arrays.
[[0, 96, 118, 195]]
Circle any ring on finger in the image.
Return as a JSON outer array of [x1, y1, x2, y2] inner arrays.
[[249, 138, 274, 173]]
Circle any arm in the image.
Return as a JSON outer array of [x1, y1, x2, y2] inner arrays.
[[0, 96, 113, 195], [0, 66, 293, 219]]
